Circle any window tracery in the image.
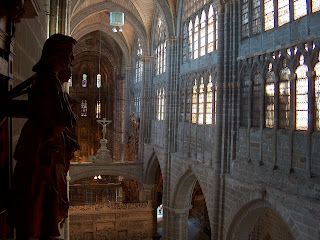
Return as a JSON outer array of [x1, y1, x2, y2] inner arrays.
[[295, 55, 309, 130], [279, 59, 291, 129], [206, 76, 213, 125], [252, 67, 262, 127], [194, 16, 199, 59], [265, 63, 275, 128], [264, 0, 275, 30], [200, 11, 206, 57], [154, 15, 166, 76], [198, 78, 205, 124], [192, 80, 198, 123]]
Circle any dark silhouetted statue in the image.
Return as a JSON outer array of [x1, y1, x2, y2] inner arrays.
[[8, 34, 80, 240]]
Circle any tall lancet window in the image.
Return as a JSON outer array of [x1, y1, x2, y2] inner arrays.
[[200, 10, 206, 57], [81, 100, 88, 117], [314, 52, 320, 130], [192, 80, 198, 124], [313, 0, 320, 12], [206, 75, 213, 125], [278, 0, 290, 26], [198, 78, 205, 124], [183, 23, 188, 62], [188, 20, 193, 59], [252, 0, 261, 34], [96, 101, 101, 118], [295, 55, 309, 130], [208, 6, 214, 53], [279, 59, 291, 129], [294, 0, 307, 20], [194, 16, 199, 59], [264, 0, 274, 30], [265, 63, 275, 128], [155, 15, 166, 75], [242, 0, 249, 37], [82, 74, 87, 87]]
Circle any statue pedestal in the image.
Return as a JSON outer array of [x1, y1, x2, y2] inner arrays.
[[95, 139, 113, 164]]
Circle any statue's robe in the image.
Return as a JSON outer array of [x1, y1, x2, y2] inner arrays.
[[9, 67, 78, 238]]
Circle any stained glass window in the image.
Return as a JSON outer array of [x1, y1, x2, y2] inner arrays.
[[68, 75, 72, 87], [155, 15, 166, 75], [252, 0, 261, 34], [265, 63, 275, 128], [313, 0, 320, 12], [198, 78, 205, 124], [156, 90, 161, 120], [137, 38, 143, 56], [136, 60, 143, 82], [208, 6, 214, 53], [192, 80, 198, 123], [241, 70, 250, 127], [279, 59, 291, 129], [81, 100, 88, 117], [315, 52, 320, 130], [252, 67, 261, 127], [242, 0, 249, 37], [294, 0, 307, 20], [163, 41, 167, 73], [206, 75, 213, 124], [295, 55, 309, 130], [96, 100, 101, 118], [188, 20, 193, 59], [194, 16, 199, 59], [215, 10, 218, 50], [97, 74, 101, 88], [82, 74, 87, 87], [264, 0, 274, 31], [200, 10, 206, 57]]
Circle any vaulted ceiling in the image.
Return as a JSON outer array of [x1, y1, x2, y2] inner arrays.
[[70, 0, 177, 76]]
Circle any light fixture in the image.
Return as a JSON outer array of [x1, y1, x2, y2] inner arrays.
[[110, 12, 124, 33]]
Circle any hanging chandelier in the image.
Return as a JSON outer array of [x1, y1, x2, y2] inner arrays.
[[110, 12, 124, 32]]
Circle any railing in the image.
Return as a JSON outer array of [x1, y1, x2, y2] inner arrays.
[[69, 201, 151, 214]]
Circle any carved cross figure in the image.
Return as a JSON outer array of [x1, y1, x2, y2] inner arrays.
[[97, 118, 112, 140]]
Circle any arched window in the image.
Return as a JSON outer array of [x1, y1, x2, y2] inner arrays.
[[96, 100, 101, 118], [264, 0, 274, 31], [279, 59, 291, 129], [161, 89, 165, 120], [81, 100, 88, 117], [252, 0, 261, 34], [208, 6, 214, 53], [278, 0, 290, 26], [198, 78, 205, 124], [194, 16, 199, 59], [82, 73, 87, 87], [252, 67, 262, 127], [295, 55, 309, 130], [192, 80, 198, 123], [293, 0, 307, 20], [206, 75, 213, 124], [315, 52, 320, 130], [200, 10, 206, 57], [188, 20, 193, 59], [265, 63, 275, 128]]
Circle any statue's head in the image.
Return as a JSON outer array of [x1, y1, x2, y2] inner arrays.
[[33, 34, 77, 75]]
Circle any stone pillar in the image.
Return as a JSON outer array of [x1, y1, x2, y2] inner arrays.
[[142, 184, 159, 239], [124, 67, 134, 162], [307, 70, 315, 176], [139, 56, 153, 160], [165, 206, 191, 240]]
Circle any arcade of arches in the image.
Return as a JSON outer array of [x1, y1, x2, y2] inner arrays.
[[0, 0, 320, 239]]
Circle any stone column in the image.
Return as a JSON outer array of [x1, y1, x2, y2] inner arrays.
[[138, 56, 153, 161], [142, 184, 159, 239], [165, 206, 191, 240], [124, 67, 134, 162], [307, 70, 315, 176]]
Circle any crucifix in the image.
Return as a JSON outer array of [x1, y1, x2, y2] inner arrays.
[[97, 118, 112, 140]]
